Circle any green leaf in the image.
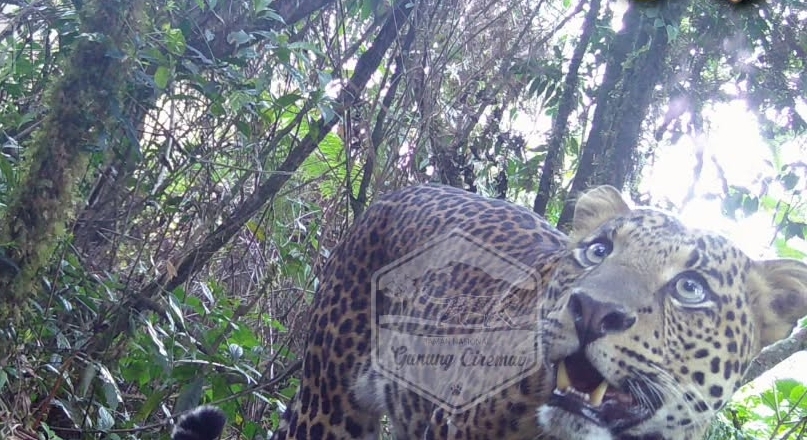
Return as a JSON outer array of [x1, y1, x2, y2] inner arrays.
[[93, 363, 122, 411], [243, 420, 263, 438], [360, 0, 374, 19], [165, 28, 187, 55], [784, 222, 807, 240], [759, 388, 780, 411], [121, 359, 150, 387], [210, 102, 226, 117], [317, 71, 332, 89], [741, 196, 759, 216], [137, 389, 167, 421], [319, 132, 344, 163], [528, 77, 547, 97], [666, 25, 679, 42], [175, 377, 205, 412], [288, 41, 323, 55], [102, 382, 121, 411], [228, 343, 244, 360], [230, 325, 261, 349], [276, 93, 302, 108], [254, 0, 272, 12], [246, 220, 267, 242], [154, 66, 171, 89], [54, 331, 70, 349], [319, 103, 336, 124], [227, 30, 254, 47], [567, 137, 579, 156], [182, 59, 200, 75], [279, 385, 298, 402], [781, 172, 799, 190], [268, 316, 288, 332], [235, 119, 252, 137], [167, 294, 185, 328], [145, 320, 168, 358], [774, 239, 806, 260], [79, 363, 97, 396], [98, 406, 115, 431], [789, 384, 807, 409], [275, 46, 291, 63], [775, 378, 803, 401]]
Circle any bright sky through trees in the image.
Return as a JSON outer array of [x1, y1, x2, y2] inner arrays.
[[643, 100, 807, 258], [642, 99, 807, 390]]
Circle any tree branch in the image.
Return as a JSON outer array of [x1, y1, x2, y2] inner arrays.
[[742, 326, 807, 385], [89, 0, 417, 357]]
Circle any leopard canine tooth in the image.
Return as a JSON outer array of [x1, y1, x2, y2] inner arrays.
[[590, 381, 608, 406], [556, 360, 570, 391]]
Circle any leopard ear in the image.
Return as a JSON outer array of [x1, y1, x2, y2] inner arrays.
[[571, 186, 631, 239], [749, 258, 807, 347]]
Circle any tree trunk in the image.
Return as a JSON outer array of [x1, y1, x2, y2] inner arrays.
[[556, 0, 692, 231], [533, 0, 602, 216], [0, 0, 144, 360]]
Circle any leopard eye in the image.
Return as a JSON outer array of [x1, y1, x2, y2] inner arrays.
[[673, 275, 708, 305], [581, 240, 612, 266]]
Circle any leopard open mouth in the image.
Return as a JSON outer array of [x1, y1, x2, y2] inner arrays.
[[549, 350, 658, 433]]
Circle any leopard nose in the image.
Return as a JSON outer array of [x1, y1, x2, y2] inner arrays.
[[568, 291, 636, 346]]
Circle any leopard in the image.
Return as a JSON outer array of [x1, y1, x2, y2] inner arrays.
[[178, 184, 807, 440]]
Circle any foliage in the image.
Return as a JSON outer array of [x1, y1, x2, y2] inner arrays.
[[0, 0, 805, 438], [707, 377, 807, 440]]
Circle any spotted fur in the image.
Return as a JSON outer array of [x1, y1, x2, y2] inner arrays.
[[189, 184, 807, 440]]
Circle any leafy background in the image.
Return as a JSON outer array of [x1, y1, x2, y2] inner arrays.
[[0, 0, 805, 438]]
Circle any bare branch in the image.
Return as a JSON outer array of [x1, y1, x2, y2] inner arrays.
[[743, 326, 807, 385]]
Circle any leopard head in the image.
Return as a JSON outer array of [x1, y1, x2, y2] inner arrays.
[[537, 186, 807, 440]]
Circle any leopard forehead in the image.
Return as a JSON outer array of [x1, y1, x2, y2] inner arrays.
[[579, 209, 752, 271]]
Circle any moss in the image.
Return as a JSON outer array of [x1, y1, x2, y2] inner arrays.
[[0, 0, 144, 351]]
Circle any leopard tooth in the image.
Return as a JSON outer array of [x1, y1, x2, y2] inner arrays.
[[557, 360, 570, 391], [590, 381, 608, 406]]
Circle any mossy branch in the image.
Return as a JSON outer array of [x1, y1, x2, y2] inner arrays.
[[0, 0, 142, 357]]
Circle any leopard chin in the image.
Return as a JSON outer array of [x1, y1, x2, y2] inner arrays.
[[537, 405, 614, 440], [537, 406, 665, 440]]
